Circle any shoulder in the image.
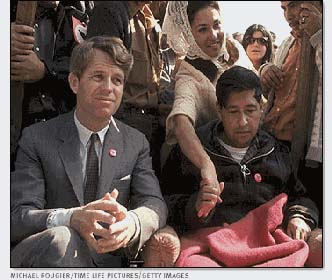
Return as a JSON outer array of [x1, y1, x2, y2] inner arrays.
[[175, 60, 215, 97], [113, 118, 147, 143], [90, 1, 129, 20], [176, 60, 210, 84], [257, 129, 290, 155], [23, 112, 72, 135]]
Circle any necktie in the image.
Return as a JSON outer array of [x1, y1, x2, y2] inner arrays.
[[84, 133, 99, 204]]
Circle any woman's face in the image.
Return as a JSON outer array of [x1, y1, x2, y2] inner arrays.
[[245, 31, 268, 66], [190, 7, 224, 58]]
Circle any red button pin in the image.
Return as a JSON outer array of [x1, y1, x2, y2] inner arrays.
[[109, 149, 117, 157], [254, 173, 262, 183]]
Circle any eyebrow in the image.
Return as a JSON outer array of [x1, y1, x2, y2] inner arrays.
[[195, 19, 221, 28]]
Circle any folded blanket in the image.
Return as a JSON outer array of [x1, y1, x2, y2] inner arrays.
[[176, 193, 309, 267]]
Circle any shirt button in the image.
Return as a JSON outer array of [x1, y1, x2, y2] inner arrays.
[[276, 108, 280, 112], [41, 94, 45, 98]]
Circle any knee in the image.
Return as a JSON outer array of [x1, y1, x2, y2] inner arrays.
[[306, 228, 323, 267], [11, 226, 81, 267], [46, 226, 81, 254]]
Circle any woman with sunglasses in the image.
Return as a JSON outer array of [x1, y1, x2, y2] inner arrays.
[[242, 24, 274, 71]]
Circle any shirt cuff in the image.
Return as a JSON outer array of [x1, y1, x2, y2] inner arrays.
[[46, 208, 74, 228], [127, 210, 141, 246]]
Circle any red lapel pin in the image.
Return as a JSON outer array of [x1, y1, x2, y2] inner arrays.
[[254, 173, 262, 183], [109, 149, 117, 157]]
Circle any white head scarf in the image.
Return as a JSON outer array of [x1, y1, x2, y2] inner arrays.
[[162, 1, 229, 69]]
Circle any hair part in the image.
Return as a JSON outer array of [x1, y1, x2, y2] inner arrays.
[[216, 66, 262, 108], [187, 1, 220, 25], [69, 36, 133, 80], [242, 24, 274, 64]]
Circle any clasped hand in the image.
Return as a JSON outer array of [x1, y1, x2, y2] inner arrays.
[[70, 189, 136, 253], [196, 162, 224, 218]]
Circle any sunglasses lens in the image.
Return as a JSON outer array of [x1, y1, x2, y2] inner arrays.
[[258, 38, 267, 45], [248, 37, 267, 45]]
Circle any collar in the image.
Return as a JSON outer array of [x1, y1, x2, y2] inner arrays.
[[202, 120, 275, 163], [74, 111, 113, 147]]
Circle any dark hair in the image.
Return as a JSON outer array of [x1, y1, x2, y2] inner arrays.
[[216, 66, 262, 108], [70, 36, 133, 79], [242, 24, 274, 65], [187, 1, 220, 25]]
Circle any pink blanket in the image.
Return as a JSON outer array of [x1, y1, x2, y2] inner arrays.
[[176, 193, 309, 267]]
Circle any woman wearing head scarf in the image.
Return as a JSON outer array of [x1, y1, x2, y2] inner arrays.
[[162, 1, 253, 218]]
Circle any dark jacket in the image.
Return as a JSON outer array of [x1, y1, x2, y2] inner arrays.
[[87, 1, 131, 50], [20, 1, 93, 129], [162, 120, 318, 232]]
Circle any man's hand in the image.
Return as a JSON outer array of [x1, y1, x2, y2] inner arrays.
[[70, 189, 135, 253], [286, 217, 311, 241], [96, 213, 136, 253], [260, 64, 284, 92], [11, 23, 35, 56], [299, 3, 322, 38], [196, 179, 224, 219], [11, 51, 45, 82]]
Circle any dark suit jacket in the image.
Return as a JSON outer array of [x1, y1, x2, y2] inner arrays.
[[11, 111, 167, 255]]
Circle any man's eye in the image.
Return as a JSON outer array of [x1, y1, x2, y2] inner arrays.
[[92, 74, 103, 82], [198, 27, 207, 33], [112, 77, 123, 86]]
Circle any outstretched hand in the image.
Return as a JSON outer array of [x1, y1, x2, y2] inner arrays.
[[260, 64, 284, 93], [196, 179, 224, 219]]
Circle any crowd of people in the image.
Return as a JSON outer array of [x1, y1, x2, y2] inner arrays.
[[10, 1, 323, 268]]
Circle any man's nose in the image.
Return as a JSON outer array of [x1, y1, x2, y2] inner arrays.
[[102, 76, 113, 91], [239, 113, 249, 126]]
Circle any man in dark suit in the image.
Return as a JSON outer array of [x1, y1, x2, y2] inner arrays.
[[10, 36, 168, 267]]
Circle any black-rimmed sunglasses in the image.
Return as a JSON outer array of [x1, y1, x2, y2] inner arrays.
[[247, 37, 268, 46]]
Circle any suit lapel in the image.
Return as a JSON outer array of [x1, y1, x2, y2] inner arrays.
[[58, 112, 84, 205], [97, 122, 124, 199]]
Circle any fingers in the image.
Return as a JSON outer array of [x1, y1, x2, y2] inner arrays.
[[197, 201, 216, 218], [95, 215, 136, 253], [84, 232, 99, 252], [108, 218, 129, 234], [197, 186, 219, 218], [109, 188, 119, 200], [96, 232, 128, 253], [87, 198, 127, 215], [287, 218, 311, 241], [11, 23, 35, 36], [261, 66, 284, 90]]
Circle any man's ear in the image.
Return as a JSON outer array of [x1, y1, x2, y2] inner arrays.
[[68, 72, 79, 95]]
